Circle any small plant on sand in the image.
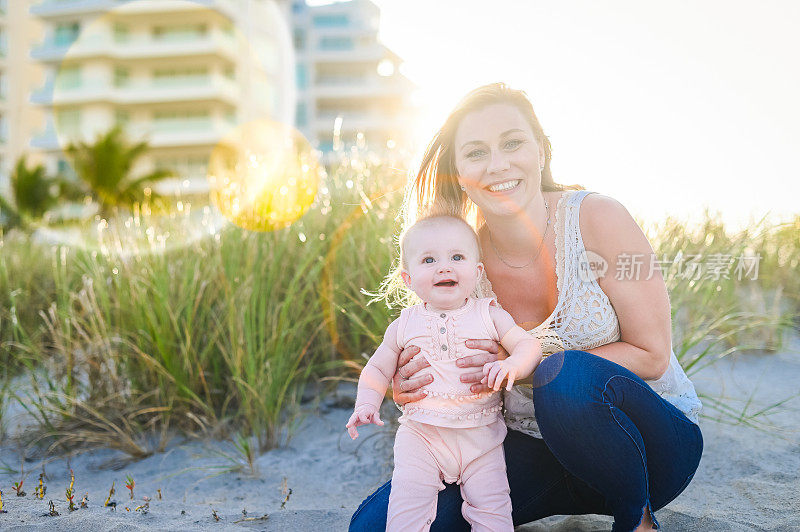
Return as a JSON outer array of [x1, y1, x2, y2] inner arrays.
[[104, 481, 116, 508], [34, 473, 46, 499], [125, 474, 135, 500], [0, 489, 6, 513], [65, 469, 76, 512], [48, 500, 59, 516], [212, 509, 220, 521], [135, 502, 149, 514], [12, 480, 25, 497], [81, 493, 88, 508]]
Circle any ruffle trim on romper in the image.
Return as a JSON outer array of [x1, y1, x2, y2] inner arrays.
[[420, 389, 494, 401], [402, 404, 503, 421]]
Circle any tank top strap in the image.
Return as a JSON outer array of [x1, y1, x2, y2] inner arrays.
[[555, 190, 597, 291]]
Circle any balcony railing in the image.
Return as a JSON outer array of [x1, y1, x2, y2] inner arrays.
[[31, 30, 237, 62]]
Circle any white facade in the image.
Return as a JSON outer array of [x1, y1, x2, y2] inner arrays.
[[28, 0, 292, 191], [291, 0, 415, 154]]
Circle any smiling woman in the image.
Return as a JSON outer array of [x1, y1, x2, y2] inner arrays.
[[350, 83, 704, 532]]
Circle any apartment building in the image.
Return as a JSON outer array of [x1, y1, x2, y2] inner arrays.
[[0, 0, 46, 193], [292, 0, 415, 153], [28, 0, 291, 192]]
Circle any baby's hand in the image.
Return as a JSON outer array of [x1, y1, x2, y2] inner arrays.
[[482, 360, 520, 391], [346, 405, 384, 440]]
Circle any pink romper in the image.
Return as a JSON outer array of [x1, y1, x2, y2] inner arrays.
[[387, 297, 513, 532]]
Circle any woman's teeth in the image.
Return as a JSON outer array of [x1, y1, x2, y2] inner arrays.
[[487, 180, 521, 192]]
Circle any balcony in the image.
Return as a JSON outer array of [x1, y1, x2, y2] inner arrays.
[[31, 0, 121, 17], [31, 0, 237, 19], [127, 119, 235, 148], [32, 75, 239, 106], [313, 76, 412, 100], [31, 118, 236, 151], [311, 43, 386, 64], [31, 31, 237, 62]]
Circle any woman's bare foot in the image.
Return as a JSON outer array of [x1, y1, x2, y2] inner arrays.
[[633, 504, 657, 531]]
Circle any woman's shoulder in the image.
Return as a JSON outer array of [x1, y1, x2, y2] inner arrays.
[[577, 193, 651, 261]]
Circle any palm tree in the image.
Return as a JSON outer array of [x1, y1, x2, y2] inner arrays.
[[0, 156, 58, 230], [64, 125, 174, 217]]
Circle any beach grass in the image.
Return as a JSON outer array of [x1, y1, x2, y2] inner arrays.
[[1, 155, 798, 458]]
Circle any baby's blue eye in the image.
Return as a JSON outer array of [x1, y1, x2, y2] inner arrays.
[[423, 257, 434, 264], [452, 254, 464, 261]]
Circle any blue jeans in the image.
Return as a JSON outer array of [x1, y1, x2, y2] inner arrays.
[[349, 350, 703, 532]]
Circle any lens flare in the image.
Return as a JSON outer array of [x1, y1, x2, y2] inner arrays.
[[208, 120, 321, 232]]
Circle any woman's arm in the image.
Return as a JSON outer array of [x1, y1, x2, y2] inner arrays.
[[579, 194, 672, 381]]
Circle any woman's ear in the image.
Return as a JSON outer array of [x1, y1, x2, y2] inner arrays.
[[400, 270, 412, 288]]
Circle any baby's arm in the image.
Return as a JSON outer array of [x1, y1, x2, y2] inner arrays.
[[346, 318, 402, 439], [483, 304, 543, 391]]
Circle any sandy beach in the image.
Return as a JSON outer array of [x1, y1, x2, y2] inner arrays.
[[1, 335, 798, 531]]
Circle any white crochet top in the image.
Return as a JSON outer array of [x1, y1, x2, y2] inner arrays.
[[474, 190, 702, 439]]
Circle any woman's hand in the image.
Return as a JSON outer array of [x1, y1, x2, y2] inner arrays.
[[391, 345, 433, 406], [457, 339, 508, 393]]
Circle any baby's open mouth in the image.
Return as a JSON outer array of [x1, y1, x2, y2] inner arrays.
[[434, 280, 457, 287]]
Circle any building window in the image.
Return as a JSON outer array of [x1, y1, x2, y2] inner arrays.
[[0, 73, 6, 100], [0, 114, 7, 143], [295, 102, 307, 128], [55, 108, 81, 136], [114, 67, 129, 87], [152, 24, 207, 42], [293, 29, 305, 50], [152, 67, 209, 86], [319, 36, 353, 51], [313, 14, 349, 27], [296, 64, 307, 89], [54, 22, 81, 46], [0, 29, 6, 57], [115, 110, 130, 126], [56, 66, 81, 90], [113, 23, 130, 43], [152, 109, 210, 131]]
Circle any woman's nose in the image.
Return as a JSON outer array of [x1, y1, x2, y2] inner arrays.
[[487, 149, 511, 174]]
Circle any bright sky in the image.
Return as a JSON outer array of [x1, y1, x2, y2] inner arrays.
[[363, 0, 800, 230]]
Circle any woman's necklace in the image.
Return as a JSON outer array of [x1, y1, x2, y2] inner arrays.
[[488, 198, 550, 269]]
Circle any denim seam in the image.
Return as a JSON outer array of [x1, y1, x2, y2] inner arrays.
[[602, 375, 659, 531], [515, 472, 568, 519]]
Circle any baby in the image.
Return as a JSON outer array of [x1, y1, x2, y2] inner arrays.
[[346, 215, 542, 531]]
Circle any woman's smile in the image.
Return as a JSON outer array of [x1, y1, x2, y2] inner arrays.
[[486, 179, 522, 193]]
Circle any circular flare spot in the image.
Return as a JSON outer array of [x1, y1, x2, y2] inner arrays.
[[208, 120, 321, 232]]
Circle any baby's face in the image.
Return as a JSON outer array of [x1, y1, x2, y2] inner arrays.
[[401, 222, 483, 310]]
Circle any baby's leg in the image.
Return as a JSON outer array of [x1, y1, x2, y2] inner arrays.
[[459, 443, 514, 532], [387, 423, 445, 532]]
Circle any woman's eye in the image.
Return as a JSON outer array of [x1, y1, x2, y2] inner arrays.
[[505, 139, 523, 150], [466, 149, 486, 159], [423, 257, 434, 264], [452, 254, 464, 261]]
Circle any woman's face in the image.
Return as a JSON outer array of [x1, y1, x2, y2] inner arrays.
[[453, 103, 545, 218]]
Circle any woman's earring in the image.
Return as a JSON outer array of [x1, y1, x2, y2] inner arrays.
[[460, 185, 466, 191], [539, 165, 545, 171]]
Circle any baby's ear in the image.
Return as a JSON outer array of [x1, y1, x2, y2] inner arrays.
[[400, 270, 412, 288], [476, 262, 484, 279]]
